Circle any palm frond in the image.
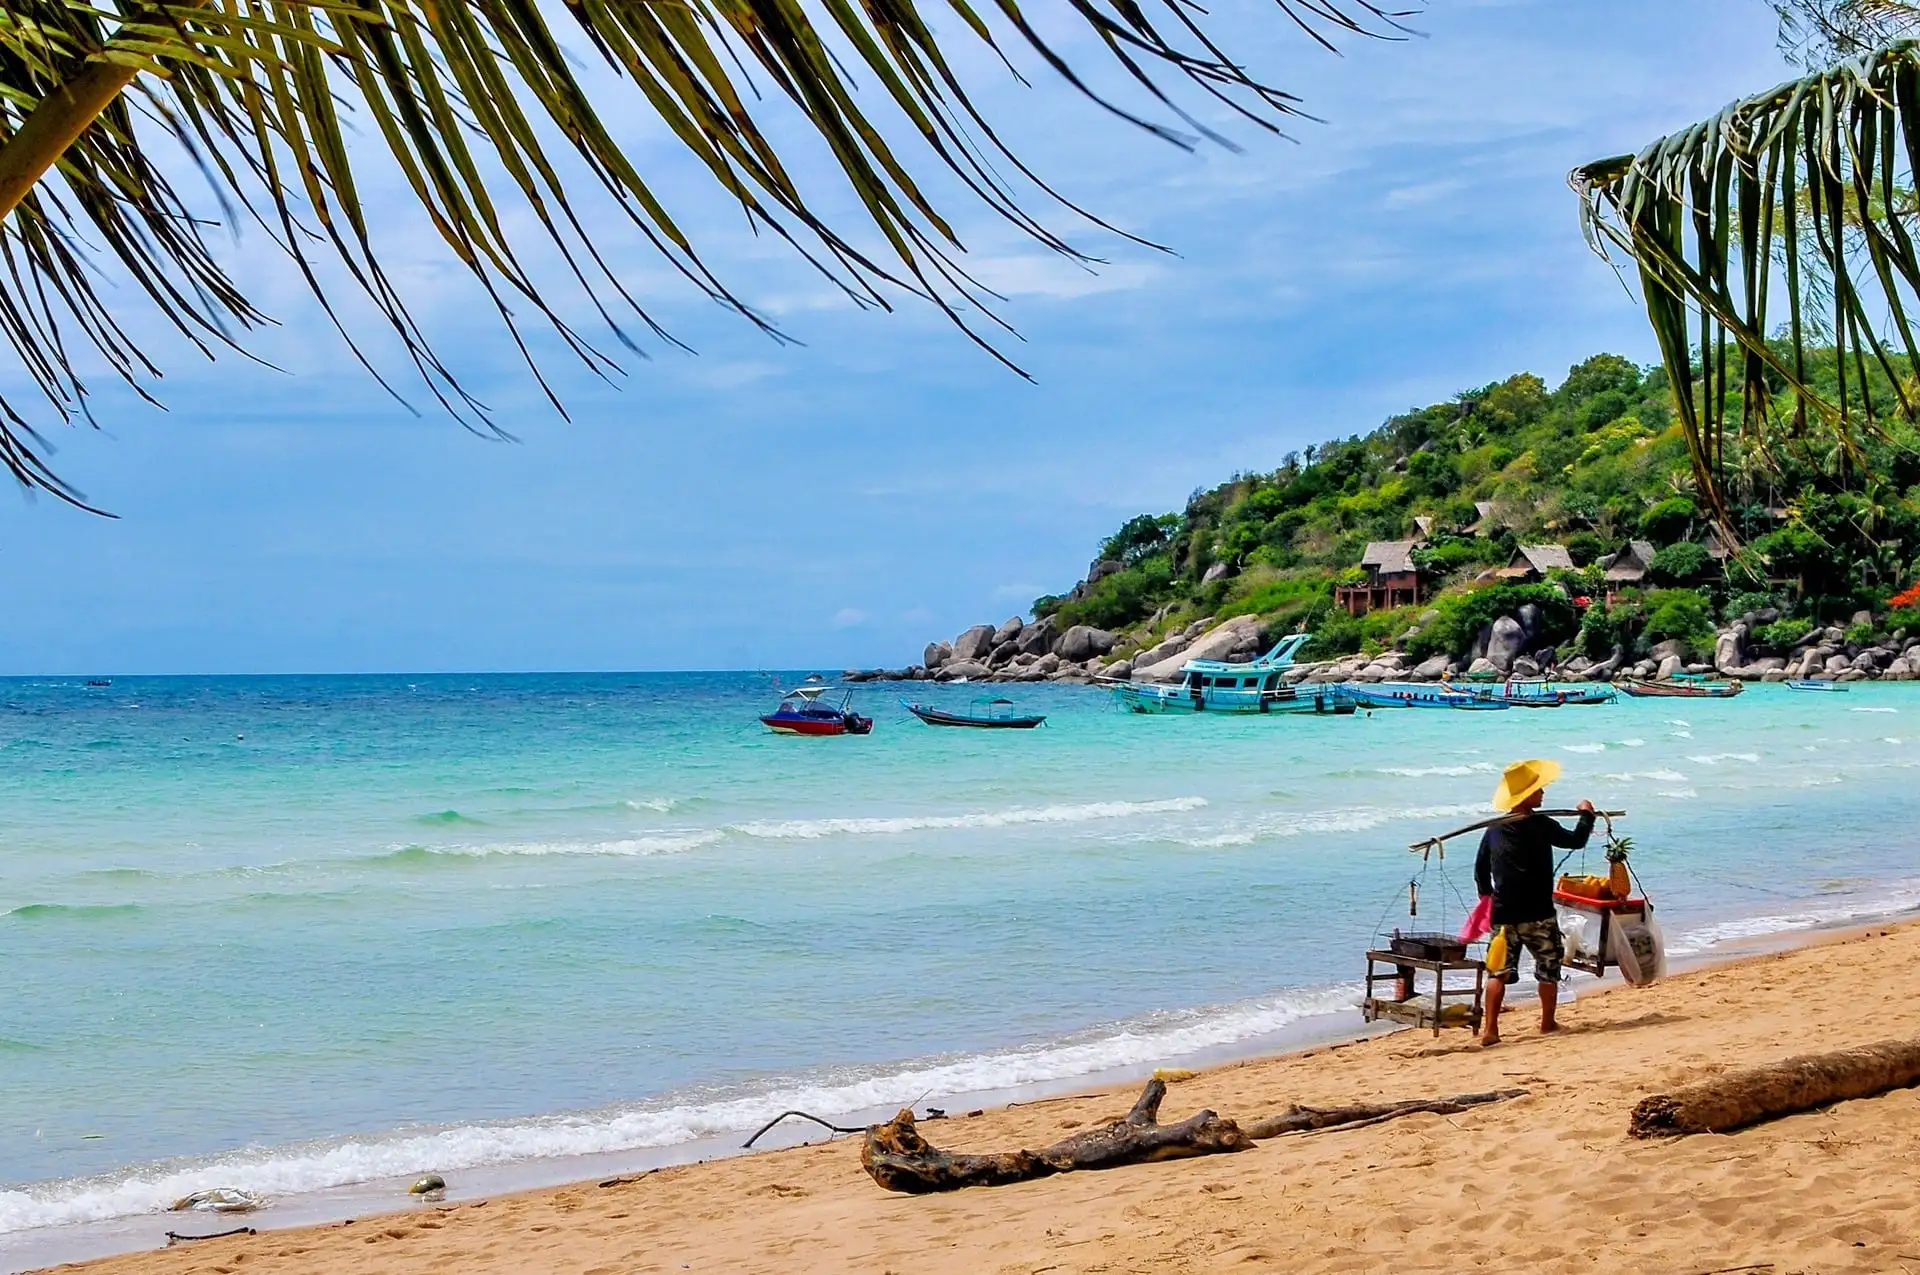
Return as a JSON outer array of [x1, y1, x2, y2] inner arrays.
[[1776, 1, 1920, 67], [0, 0, 1411, 507], [1572, 41, 1920, 526]]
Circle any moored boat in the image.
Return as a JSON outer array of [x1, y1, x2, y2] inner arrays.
[[903, 697, 1047, 729], [1111, 634, 1353, 714], [1478, 679, 1617, 707], [1343, 682, 1511, 711], [1617, 676, 1744, 699], [1785, 679, 1849, 692], [760, 680, 874, 735]]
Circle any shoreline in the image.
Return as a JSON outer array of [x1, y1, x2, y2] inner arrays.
[[12, 891, 1916, 1275]]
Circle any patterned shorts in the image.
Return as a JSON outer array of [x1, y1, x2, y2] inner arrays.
[[1493, 918, 1563, 985]]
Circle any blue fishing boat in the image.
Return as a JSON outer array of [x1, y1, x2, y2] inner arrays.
[[1343, 683, 1511, 711], [1479, 679, 1617, 707], [1111, 634, 1353, 714], [1785, 679, 1849, 692], [902, 696, 1047, 729]]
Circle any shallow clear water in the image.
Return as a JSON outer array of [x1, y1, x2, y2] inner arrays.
[[2, 673, 1916, 1237]]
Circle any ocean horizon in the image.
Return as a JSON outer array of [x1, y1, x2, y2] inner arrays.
[[4, 671, 1918, 1261]]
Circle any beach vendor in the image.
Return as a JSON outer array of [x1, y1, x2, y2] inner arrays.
[[1474, 759, 1594, 1047]]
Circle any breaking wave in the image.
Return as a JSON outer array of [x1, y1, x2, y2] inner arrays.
[[0, 983, 1353, 1235]]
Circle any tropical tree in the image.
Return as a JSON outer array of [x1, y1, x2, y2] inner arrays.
[[1573, 3, 1920, 526], [0, 1, 1401, 506], [1774, 1, 1920, 66]]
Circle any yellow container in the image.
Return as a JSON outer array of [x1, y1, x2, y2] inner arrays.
[[1557, 873, 1615, 901]]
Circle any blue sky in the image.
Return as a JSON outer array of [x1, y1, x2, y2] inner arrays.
[[0, 0, 1790, 674]]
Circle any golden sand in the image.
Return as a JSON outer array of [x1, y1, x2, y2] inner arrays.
[[44, 921, 1920, 1275]]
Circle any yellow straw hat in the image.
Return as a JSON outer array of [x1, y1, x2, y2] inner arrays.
[[1491, 758, 1562, 812]]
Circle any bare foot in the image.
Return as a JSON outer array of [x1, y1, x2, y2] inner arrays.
[[1539, 1023, 1560, 1034], [1479, 1034, 1501, 1048]]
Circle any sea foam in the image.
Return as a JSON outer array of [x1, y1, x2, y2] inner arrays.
[[731, 797, 1207, 840], [0, 983, 1353, 1235], [1666, 879, 1920, 956]]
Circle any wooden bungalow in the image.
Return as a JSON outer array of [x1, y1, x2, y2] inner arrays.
[[1336, 540, 1423, 617], [1602, 539, 1657, 603], [1495, 544, 1576, 584]]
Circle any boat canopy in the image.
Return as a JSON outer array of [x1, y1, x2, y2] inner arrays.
[[1178, 632, 1313, 678]]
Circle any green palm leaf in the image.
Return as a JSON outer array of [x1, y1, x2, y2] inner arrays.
[[1572, 40, 1920, 526], [0, 0, 1406, 508]]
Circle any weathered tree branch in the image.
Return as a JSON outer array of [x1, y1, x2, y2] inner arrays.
[[1240, 1088, 1527, 1140], [860, 1080, 1527, 1193]]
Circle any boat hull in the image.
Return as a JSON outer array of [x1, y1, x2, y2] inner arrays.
[[905, 704, 1046, 728], [1344, 683, 1510, 710], [1486, 681, 1618, 706], [1617, 678, 1744, 699], [1112, 683, 1354, 715], [760, 713, 874, 736]]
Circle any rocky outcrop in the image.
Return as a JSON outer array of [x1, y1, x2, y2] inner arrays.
[[1133, 616, 1264, 683], [1016, 618, 1056, 657], [872, 603, 1920, 689], [1484, 615, 1527, 672], [934, 659, 992, 682], [1057, 625, 1116, 664], [1714, 624, 1747, 673], [952, 625, 997, 663]]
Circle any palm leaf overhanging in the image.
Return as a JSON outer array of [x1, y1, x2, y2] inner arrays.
[[0, 0, 1406, 508], [1571, 41, 1920, 527]]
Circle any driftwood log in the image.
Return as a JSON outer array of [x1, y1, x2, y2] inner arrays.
[[863, 1079, 1250, 1193], [861, 1080, 1526, 1193], [1241, 1088, 1526, 1140], [1630, 1037, 1920, 1137]]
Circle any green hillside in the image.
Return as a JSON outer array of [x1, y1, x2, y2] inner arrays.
[[1036, 352, 1920, 663]]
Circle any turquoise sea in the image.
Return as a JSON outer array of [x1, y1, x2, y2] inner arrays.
[[4, 673, 1920, 1258]]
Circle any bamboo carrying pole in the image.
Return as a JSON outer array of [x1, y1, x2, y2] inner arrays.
[[1408, 809, 1626, 854]]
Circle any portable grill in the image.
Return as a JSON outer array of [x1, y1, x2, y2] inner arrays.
[[1388, 932, 1468, 962]]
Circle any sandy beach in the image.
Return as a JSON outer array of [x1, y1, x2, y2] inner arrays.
[[37, 917, 1920, 1275]]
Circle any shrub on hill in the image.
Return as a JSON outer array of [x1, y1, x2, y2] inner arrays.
[[1649, 540, 1713, 585], [1403, 584, 1574, 662], [1642, 589, 1716, 652]]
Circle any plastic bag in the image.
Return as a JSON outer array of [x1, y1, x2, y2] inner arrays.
[[1484, 927, 1507, 973], [1557, 906, 1600, 965], [1459, 895, 1493, 943], [1608, 906, 1667, 986]]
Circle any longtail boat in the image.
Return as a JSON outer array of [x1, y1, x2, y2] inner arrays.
[[902, 697, 1046, 729], [1476, 679, 1618, 707], [1785, 679, 1849, 692], [1343, 683, 1510, 711], [1616, 676, 1743, 699]]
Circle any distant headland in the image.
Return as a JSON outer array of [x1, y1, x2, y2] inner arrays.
[[853, 351, 1920, 687]]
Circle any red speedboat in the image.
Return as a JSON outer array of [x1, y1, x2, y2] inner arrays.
[[760, 681, 874, 736]]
